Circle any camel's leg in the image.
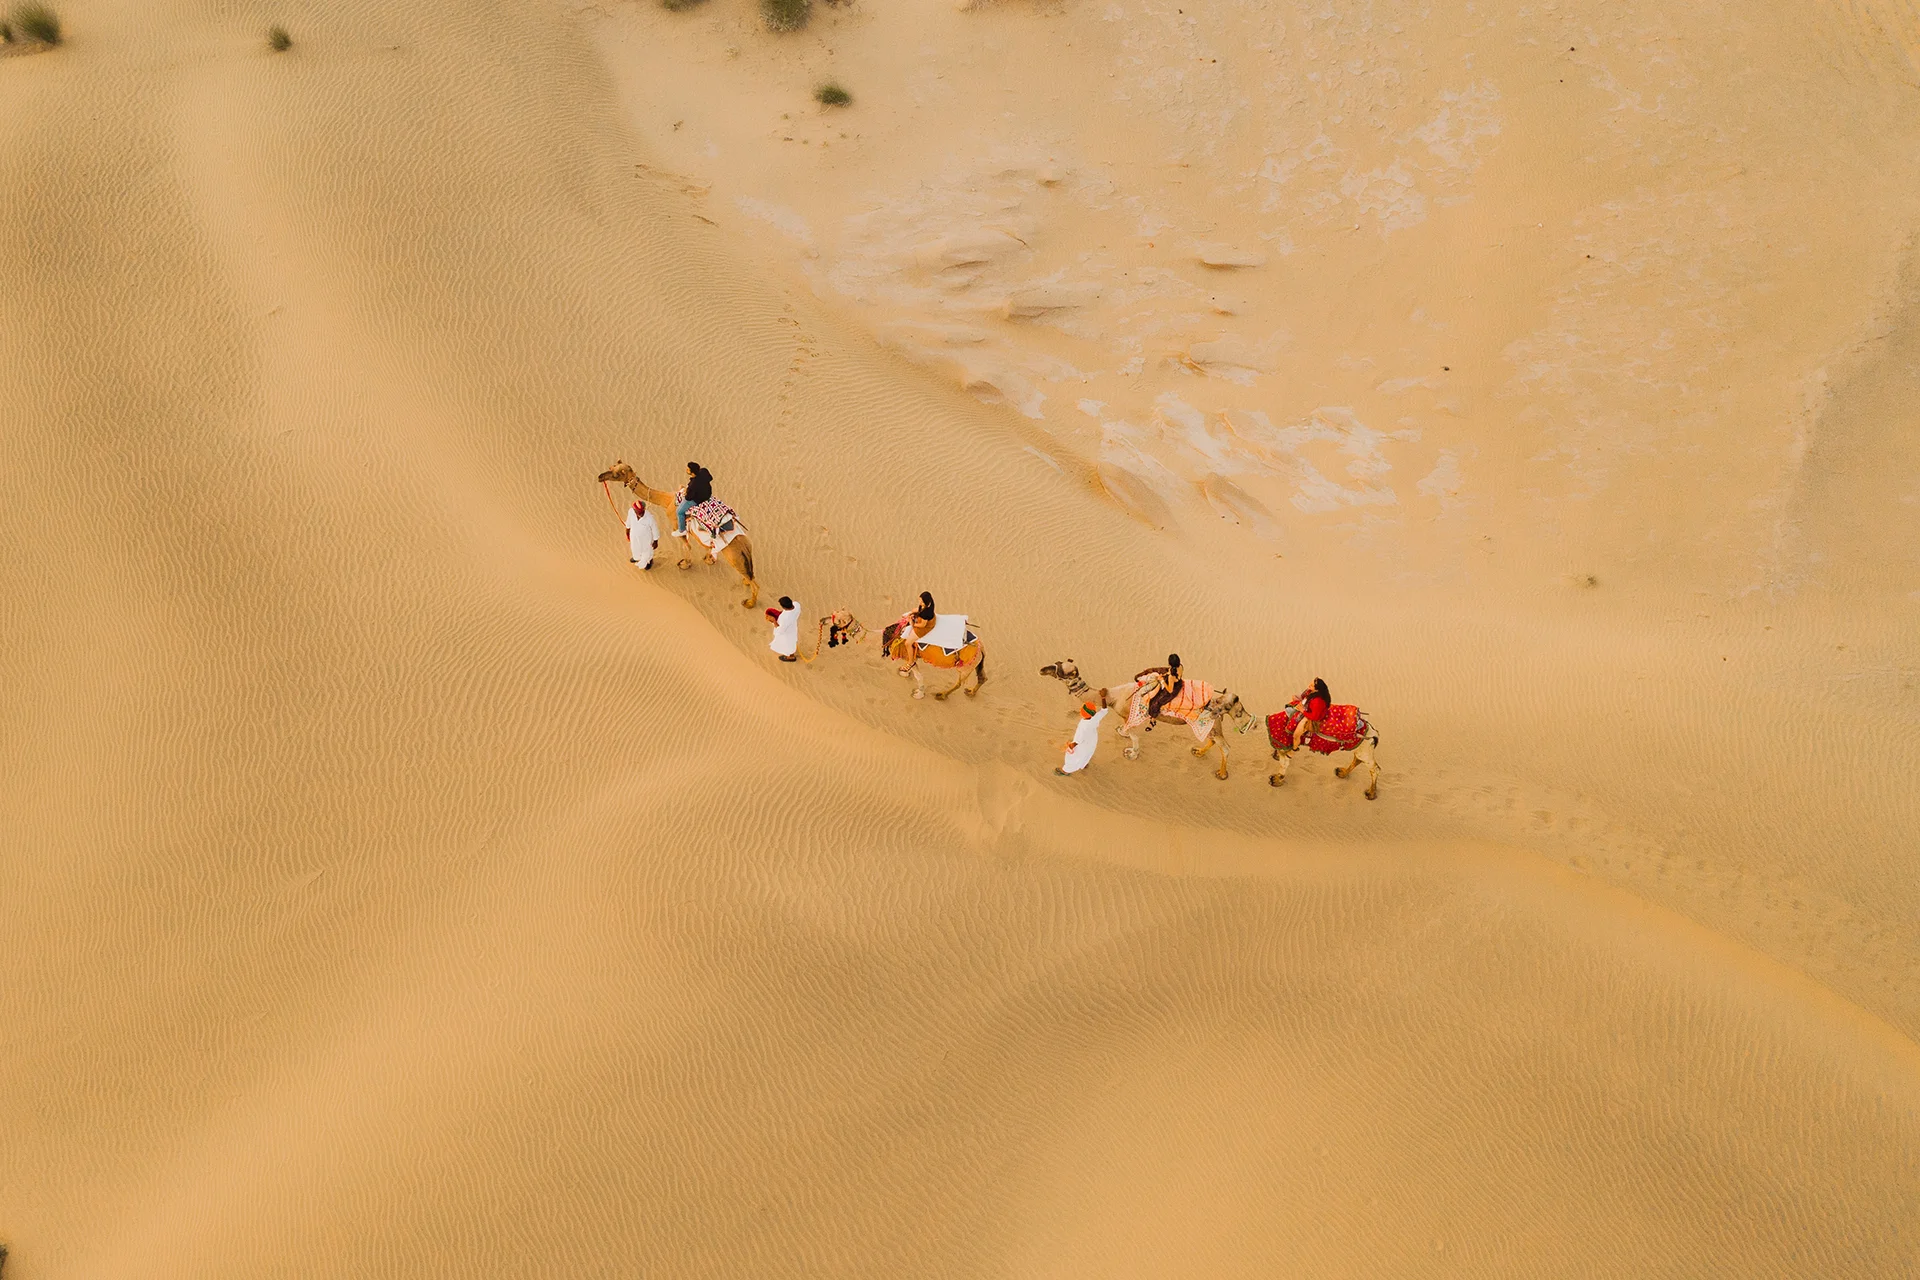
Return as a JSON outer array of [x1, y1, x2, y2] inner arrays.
[[1268, 749, 1291, 788], [932, 667, 968, 701], [724, 543, 757, 608], [1213, 727, 1230, 780], [1119, 726, 1141, 760], [909, 667, 927, 700], [1356, 736, 1379, 800]]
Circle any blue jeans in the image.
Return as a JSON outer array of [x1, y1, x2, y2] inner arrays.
[[674, 496, 694, 532]]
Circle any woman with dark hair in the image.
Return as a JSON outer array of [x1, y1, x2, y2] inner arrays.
[[1291, 677, 1333, 750], [1141, 653, 1185, 724], [881, 591, 940, 677]]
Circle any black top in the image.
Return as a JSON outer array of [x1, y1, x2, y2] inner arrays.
[[686, 470, 713, 504]]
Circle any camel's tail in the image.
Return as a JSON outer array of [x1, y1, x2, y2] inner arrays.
[[974, 646, 988, 685], [740, 543, 754, 583]]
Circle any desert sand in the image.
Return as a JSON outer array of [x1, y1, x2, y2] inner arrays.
[[2, 0, 1918, 1275]]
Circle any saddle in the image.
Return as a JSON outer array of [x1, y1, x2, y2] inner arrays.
[[685, 499, 744, 552], [1267, 700, 1367, 754], [914, 613, 970, 653], [687, 499, 737, 535]]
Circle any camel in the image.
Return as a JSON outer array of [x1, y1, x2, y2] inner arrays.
[[1040, 660, 1253, 779], [596, 461, 758, 607], [801, 609, 867, 662], [803, 609, 988, 700], [882, 615, 987, 700], [1266, 690, 1380, 799]]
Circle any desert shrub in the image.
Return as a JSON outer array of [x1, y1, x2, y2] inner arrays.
[[14, 4, 60, 45], [814, 81, 850, 106], [267, 25, 291, 51], [761, 0, 809, 32], [662, 0, 708, 11], [1, 21, 12, 42]]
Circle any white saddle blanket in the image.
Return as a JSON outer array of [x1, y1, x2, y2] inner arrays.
[[916, 613, 969, 651], [688, 516, 744, 553]]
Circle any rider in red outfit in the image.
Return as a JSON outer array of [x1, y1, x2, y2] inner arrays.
[[1291, 677, 1332, 751]]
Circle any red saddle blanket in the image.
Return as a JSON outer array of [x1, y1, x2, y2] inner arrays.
[[1267, 702, 1364, 754]]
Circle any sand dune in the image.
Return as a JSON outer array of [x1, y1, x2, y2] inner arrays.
[[2, 0, 1917, 1275]]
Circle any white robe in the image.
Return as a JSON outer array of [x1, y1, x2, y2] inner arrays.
[[770, 603, 802, 657], [1061, 707, 1108, 774], [625, 505, 660, 567]]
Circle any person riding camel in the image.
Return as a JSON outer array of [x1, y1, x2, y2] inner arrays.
[[671, 462, 713, 538], [881, 592, 940, 677], [1291, 677, 1333, 751], [1138, 653, 1185, 727]]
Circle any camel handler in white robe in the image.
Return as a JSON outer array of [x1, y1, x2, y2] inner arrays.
[[1056, 694, 1109, 776], [767, 597, 802, 663], [625, 499, 660, 569]]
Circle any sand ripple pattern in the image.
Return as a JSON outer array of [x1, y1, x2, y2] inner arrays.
[[1, 1, 1917, 1277]]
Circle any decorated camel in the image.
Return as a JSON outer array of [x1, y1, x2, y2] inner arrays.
[[1040, 660, 1252, 779], [1266, 688, 1380, 799], [800, 606, 987, 700], [881, 609, 987, 700], [597, 461, 757, 607]]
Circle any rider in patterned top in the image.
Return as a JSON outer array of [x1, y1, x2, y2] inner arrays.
[[1291, 678, 1332, 751]]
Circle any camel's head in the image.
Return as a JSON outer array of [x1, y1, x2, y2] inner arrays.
[[821, 611, 865, 649], [596, 460, 636, 485], [1210, 691, 1254, 733], [1041, 660, 1092, 696]]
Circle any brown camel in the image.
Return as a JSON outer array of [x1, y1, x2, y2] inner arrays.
[[597, 461, 758, 607], [885, 618, 988, 700]]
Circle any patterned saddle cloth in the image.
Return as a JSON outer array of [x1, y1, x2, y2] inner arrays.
[[1267, 701, 1365, 754], [686, 499, 743, 550], [687, 499, 737, 533], [1124, 677, 1215, 737]]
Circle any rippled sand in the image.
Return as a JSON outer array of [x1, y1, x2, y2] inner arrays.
[[2, 0, 1917, 1276]]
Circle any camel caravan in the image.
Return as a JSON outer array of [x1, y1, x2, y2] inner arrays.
[[594, 458, 1380, 797]]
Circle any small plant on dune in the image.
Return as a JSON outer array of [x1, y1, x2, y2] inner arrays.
[[13, 3, 60, 45], [661, 0, 708, 11], [1, 22, 13, 43], [267, 25, 291, 51], [761, 0, 810, 33], [814, 81, 850, 107]]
